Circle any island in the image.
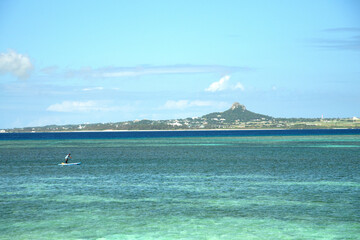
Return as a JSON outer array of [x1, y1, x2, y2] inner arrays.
[[2, 102, 360, 132]]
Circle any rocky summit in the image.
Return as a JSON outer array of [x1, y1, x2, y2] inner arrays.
[[231, 102, 246, 111]]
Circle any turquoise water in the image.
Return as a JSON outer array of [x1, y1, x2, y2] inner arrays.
[[1, 133, 360, 239]]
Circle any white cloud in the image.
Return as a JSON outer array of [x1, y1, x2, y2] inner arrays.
[[205, 75, 245, 92], [47, 101, 112, 112], [0, 49, 33, 79], [205, 75, 230, 92]]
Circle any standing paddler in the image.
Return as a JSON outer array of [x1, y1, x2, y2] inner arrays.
[[65, 153, 72, 163]]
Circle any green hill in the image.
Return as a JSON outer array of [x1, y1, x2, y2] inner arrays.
[[202, 102, 273, 123]]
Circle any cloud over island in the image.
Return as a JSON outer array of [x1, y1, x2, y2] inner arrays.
[[205, 75, 245, 92]]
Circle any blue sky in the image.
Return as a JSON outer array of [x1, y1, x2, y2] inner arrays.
[[0, 0, 359, 128]]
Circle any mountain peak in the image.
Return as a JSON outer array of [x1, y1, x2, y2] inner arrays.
[[202, 102, 272, 123], [231, 102, 246, 111]]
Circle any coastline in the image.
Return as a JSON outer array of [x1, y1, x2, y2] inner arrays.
[[2, 127, 359, 134], [1, 128, 287, 133]]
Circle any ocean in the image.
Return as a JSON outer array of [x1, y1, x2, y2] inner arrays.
[[0, 129, 359, 239]]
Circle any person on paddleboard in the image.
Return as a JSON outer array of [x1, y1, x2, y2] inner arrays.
[[65, 153, 72, 163]]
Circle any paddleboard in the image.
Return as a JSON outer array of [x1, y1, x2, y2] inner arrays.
[[58, 162, 81, 166]]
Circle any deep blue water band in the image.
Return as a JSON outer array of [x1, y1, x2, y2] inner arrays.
[[1, 129, 360, 140]]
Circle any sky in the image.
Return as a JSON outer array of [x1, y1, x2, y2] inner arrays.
[[0, 0, 359, 128]]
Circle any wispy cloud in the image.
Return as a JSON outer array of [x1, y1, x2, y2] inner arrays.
[[205, 75, 245, 92], [163, 100, 190, 110], [311, 28, 360, 51], [47, 101, 115, 112], [323, 28, 360, 33], [162, 100, 227, 110], [234, 82, 245, 91], [0, 49, 33, 79], [82, 87, 104, 91], [61, 64, 250, 79], [40, 66, 58, 75]]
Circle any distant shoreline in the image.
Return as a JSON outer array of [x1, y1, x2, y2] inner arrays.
[[2, 128, 359, 133], [2, 128, 286, 133]]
